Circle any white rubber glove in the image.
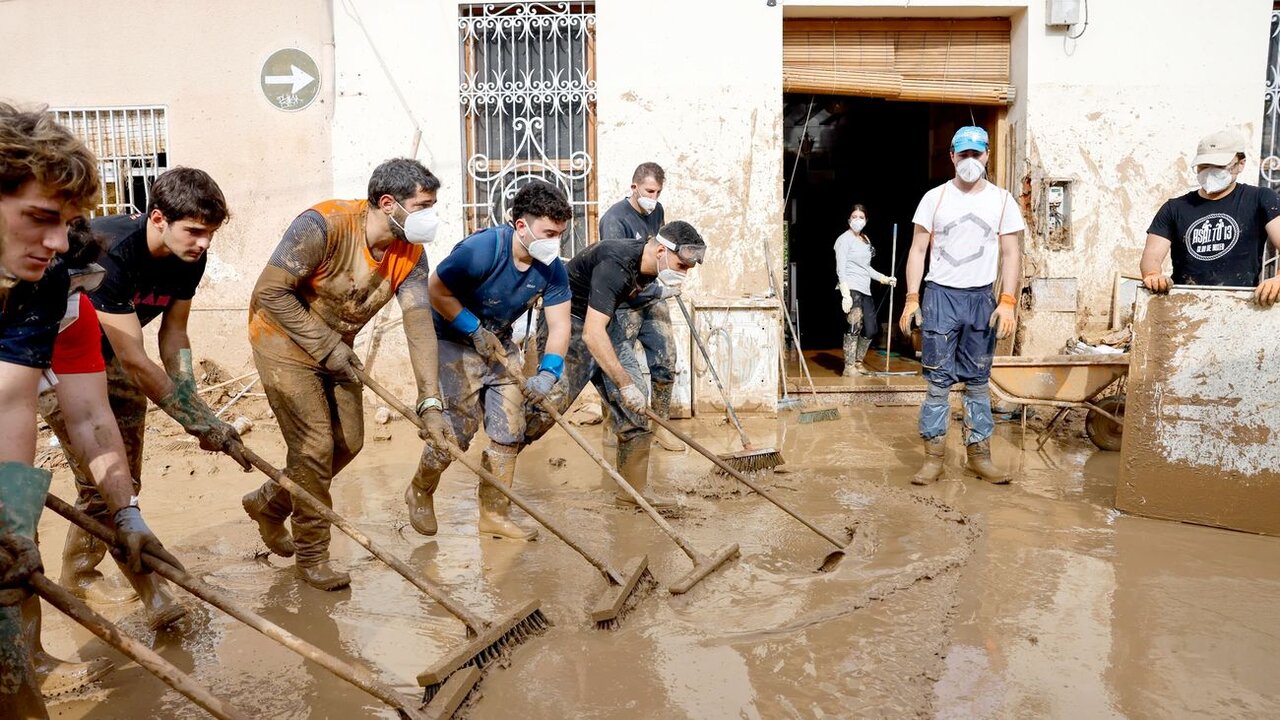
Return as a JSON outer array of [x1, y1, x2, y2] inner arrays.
[[838, 283, 853, 314], [879, 275, 898, 287], [618, 384, 647, 413]]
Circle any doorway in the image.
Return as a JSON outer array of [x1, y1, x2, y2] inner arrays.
[[782, 95, 1000, 379]]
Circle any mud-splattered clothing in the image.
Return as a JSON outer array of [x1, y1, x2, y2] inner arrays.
[[89, 213, 205, 359], [431, 224, 570, 346], [566, 238, 656, 320], [0, 462, 53, 719], [1146, 183, 1280, 287], [0, 262, 69, 370], [244, 199, 437, 566], [918, 282, 996, 443], [524, 312, 650, 445]]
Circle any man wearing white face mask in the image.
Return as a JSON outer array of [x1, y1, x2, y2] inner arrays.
[[598, 162, 687, 451], [403, 181, 573, 540], [242, 158, 452, 590], [1140, 129, 1280, 306], [522, 221, 705, 510], [900, 126, 1024, 486]]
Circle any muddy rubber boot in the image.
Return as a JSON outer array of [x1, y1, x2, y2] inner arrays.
[[404, 470, 440, 536], [649, 381, 686, 452], [242, 486, 296, 558], [121, 566, 187, 632], [966, 439, 1011, 484], [22, 595, 114, 698], [612, 435, 677, 510], [296, 561, 351, 591], [477, 447, 538, 540], [911, 437, 946, 486], [59, 524, 138, 605], [842, 332, 861, 377]]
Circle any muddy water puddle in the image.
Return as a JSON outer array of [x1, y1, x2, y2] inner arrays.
[[34, 405, 1280, 718]]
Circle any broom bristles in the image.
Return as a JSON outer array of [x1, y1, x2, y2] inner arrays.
[[594, 567, 658, 631], [715, 448, 785, 475], [798, 406, 840, 424], [419, 603, 550, 703]]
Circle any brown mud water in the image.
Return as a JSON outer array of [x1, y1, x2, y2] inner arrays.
[[30, 395, 1280, 719]]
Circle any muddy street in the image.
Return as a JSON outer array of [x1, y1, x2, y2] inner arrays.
[[33, 402, 1280, 719]]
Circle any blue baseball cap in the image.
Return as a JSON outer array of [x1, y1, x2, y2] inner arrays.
[[952, 126, 989, 153]]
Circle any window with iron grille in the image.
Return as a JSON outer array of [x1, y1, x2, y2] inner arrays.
[[51, 106, 169, 218], [1261, 6, 1280, 279], [458, 2, 597, 257]]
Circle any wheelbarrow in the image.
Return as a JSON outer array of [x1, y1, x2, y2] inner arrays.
[[988, 353, 1130, 451]]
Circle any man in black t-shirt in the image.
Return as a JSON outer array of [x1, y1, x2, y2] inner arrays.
[[598, 162, 688, 451], [63, 167, 244, 627], [1141, 129, 1280, 306], [522, 221, 705, 510]]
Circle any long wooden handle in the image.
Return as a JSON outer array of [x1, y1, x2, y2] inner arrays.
[[761, 238, 819, 396], [479, 358, 708, 564], [43, 495, 425, 720], [0, 557, 250, 720], [234, 444, 488, 632], [646, 411, 848, 551], [673, 296, 754, 450], [354, 368, 625, 586]]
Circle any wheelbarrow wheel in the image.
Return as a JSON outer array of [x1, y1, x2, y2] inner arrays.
[[1086, 395, 1125, 451]]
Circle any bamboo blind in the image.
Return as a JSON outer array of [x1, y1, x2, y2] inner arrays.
[[783, 19, 1014, 105]]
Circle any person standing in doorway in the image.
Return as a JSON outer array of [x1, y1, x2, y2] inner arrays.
[[1139, 129, 1280, 305], [598, 162, 685, 452], [899, 126, 1024, 486], [835, 203, 896, 375]]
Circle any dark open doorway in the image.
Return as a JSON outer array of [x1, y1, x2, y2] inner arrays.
[[782, 94, 1000, 378]]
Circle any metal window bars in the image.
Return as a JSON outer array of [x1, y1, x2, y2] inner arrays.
[[1260, 8, 1280, 279], [458, 2, 598, 257], [51, 106, 169, 218]]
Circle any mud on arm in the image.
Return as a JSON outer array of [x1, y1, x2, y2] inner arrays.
[[52, 371, 134, 513], [582, 307, 634, 389], [253, 211, 342, 362], [398, 256, 441, 405]]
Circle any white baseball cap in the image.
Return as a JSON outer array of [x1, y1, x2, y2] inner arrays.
[[1193, 130, 1246, 167]]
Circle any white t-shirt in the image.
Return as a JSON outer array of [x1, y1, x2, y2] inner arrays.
[[911, 180, 1024, 289]]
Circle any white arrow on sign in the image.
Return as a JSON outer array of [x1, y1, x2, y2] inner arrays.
[[263, 64, 316, 94]]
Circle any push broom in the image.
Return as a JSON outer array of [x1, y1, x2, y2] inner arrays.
[[354, 367, 655, 630], [227, 442, 546, 706], [761, 236, 839, 423], [492, 358, 739, 595], [672, 296, 784, 473]]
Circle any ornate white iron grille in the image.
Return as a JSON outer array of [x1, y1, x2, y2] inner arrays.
[[51, 106, 169, 217], [459, 2, 597, 256], [1261, 7, 1280, 279]]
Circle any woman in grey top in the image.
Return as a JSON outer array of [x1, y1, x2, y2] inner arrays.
[[834, 204, 896, 375]]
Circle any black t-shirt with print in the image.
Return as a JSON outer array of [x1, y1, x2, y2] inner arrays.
[[566, 238, 656, 320], [0, 263, 70, 369], [1146, 183, 1280, 286], [88, 213, 207, 357]]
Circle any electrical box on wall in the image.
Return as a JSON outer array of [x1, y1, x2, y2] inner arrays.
[[1043, 178, 1072, 249], [1045, 0, 1082, 27]]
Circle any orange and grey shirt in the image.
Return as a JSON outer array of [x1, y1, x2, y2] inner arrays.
[[248, 199, 430, 366]]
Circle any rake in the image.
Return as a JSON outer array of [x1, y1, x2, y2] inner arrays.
[[230, 443, 546, 706], [673, 296, 784, 473], [355, 367, 655, 630]]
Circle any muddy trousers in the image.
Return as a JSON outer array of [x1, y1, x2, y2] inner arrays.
[[525, 313, 652, 446], [411, 337, 526, 491], [243, 352, 364, 567], [37, 356, 145, 568], [843, 291, 878, 373], [611, 298, 676, 421], [0, 463, 53, 719], [918, 282, 997, 443]]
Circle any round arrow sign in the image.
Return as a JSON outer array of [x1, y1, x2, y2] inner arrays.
[[261, 48, 320, 112]]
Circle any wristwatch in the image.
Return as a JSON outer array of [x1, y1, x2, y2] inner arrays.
[[416, 397, 445, 414]]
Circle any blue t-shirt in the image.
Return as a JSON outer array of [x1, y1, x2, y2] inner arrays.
[[432, 224, 570, 344]]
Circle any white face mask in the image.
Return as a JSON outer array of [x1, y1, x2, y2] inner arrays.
[[1197, 166, 1234, 194], [955, 157, 985, 183], [392, 203, 439, 244], [657, 248, 687, 288], [519, 226, 561, 265], [849, 218, 867, 233], [637, 195, 658, 213]]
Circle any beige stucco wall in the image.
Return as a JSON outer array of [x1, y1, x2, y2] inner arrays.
[[0, 0, 334, 371], [1014, 0, 1273, 353]]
